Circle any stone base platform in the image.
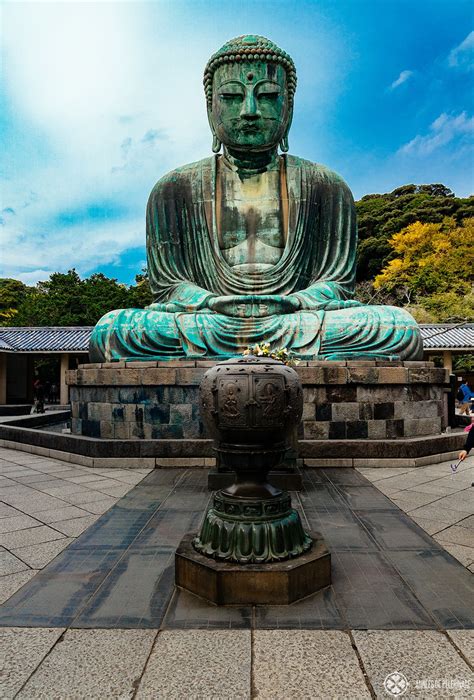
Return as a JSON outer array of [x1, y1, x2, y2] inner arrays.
[[175, 532, 331, 605], [0, 419, 465, 469], [67, 360, 451, 442], [0, 359, 458, 469]]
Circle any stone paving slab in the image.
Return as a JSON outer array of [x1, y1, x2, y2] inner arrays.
[[448, 629, 474, 664], [0, 570, 38, 605], [0, 525, 65, 550], [252, 584, 345, 630], [383, 549, 474, 629], [331, 549, 436, 629], [17, 629, 157, 699], [357, 458, 474, 569], [436, 524, 474, 548], [253, 630, 370, 699], [136, 630, 251, 699], [51, 514, 100, 537], [0, 548, 29, 576], [407, 504, 470, 526], [0, 514, 43, 534], [31, 504, 92, 524], [0, 449, 151, 607], [354, 630, 473, 698], [11, 538, 76, 569], [0, 626, 64, 698], [163, 587, 253, 629], [72, 547, 176, 629], [432, 540, 474, 568], [0, 503, 22, 518], [409, 515, 456, 535]]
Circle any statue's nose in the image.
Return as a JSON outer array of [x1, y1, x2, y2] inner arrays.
[[240, 93, 260, 119]]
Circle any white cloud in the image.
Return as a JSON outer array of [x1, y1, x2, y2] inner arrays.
[[2, 2, 211, 152], [448, 31, 474, 70], [15, 270, 57, 286], [389, 70, 414, 90], [1, 1, 214, 280], [399, 111, 474, 156], [1, 211, 144, 279]]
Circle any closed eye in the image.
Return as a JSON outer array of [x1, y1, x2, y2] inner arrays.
[[219, 92, 244, 100], [257, 91, 280, 100]]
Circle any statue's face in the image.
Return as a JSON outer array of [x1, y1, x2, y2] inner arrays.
[[210, 61, 290, 151]]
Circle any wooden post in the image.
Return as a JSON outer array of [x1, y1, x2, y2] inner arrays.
[[443, 350, 453, 373], [0, 354, 7, 405], [60, 353, 69, 405]]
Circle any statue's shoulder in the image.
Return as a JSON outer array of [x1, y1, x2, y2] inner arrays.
[[286, 155, 352, 193], [149, 157, 213, 199]]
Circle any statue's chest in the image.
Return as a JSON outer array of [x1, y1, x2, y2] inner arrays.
[[218, 169, 285, 270]]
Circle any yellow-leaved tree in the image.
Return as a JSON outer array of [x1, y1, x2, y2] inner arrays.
[[373, 218, 474, 322]]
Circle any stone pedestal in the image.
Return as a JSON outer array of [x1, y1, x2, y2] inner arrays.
[[67, 360, 450, 442], [175, 532, 330, 605]]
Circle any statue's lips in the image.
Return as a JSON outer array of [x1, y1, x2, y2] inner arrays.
[[238, 123, 261, 133]]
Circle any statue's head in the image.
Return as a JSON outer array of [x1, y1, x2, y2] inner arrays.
[[204, 35, 296, 154]]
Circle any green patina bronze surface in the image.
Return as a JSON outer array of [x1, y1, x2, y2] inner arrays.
[[193, 491, 312, 563], [90, 35, 422, 362]]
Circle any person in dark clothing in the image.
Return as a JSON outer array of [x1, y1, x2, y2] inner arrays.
[[33, 378, 45, 414], [459, 425, 474, 461]]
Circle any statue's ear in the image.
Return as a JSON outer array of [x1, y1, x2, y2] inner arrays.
[[279, 105, 293, 153], [207, 105, 222, 154]]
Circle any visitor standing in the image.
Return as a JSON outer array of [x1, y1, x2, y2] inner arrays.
[[457, 381, 474, 416], [32, 378, 45, 414], [50, 383, 58, 403]]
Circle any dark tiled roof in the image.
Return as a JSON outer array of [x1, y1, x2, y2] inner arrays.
[[0, 338, 15, 350], [419, 324, 474, 350], [0, 327, 92, 352]]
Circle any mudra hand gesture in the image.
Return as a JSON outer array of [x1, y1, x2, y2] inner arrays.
[[208, 295, 301, 317]]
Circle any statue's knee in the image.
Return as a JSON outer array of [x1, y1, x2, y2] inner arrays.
[[96, 308, 122, 325], [96, 308, 141, 329]]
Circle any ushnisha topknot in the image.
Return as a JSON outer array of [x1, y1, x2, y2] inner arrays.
[[204, 35, 297, 108]]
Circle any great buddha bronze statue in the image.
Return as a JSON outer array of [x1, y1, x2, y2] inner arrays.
[[90, 35, 422, 362]]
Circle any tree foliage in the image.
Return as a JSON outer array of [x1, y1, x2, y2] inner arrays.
[[0, 278, 30, 324], [373, 218, 474, 322], [128, 271, 153, 308], [3, 269, 153, 327], [356, 184, 474, 280]]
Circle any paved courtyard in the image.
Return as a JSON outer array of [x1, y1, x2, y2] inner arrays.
[[0, 446, 473, 698]]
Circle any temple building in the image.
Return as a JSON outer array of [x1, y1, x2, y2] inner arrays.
[[0, 327, 91, 407]]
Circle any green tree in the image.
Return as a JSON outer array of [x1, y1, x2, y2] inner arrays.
[[355, 184, 474, 280], [13, 270, 130, 326], [80, 273, 131, 324], [0, 278, 29, 324], [8, 268, 153, 327], [374, 218, 474, 322], [128, 269, 153, 307]]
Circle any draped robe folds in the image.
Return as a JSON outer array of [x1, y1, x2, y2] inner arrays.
[[89, 155, 423, 362]]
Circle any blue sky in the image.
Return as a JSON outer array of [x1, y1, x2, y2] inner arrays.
[[1, 0, 473, 286]]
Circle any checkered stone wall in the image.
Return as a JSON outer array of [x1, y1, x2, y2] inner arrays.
[[67, 360, 449, 441]]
